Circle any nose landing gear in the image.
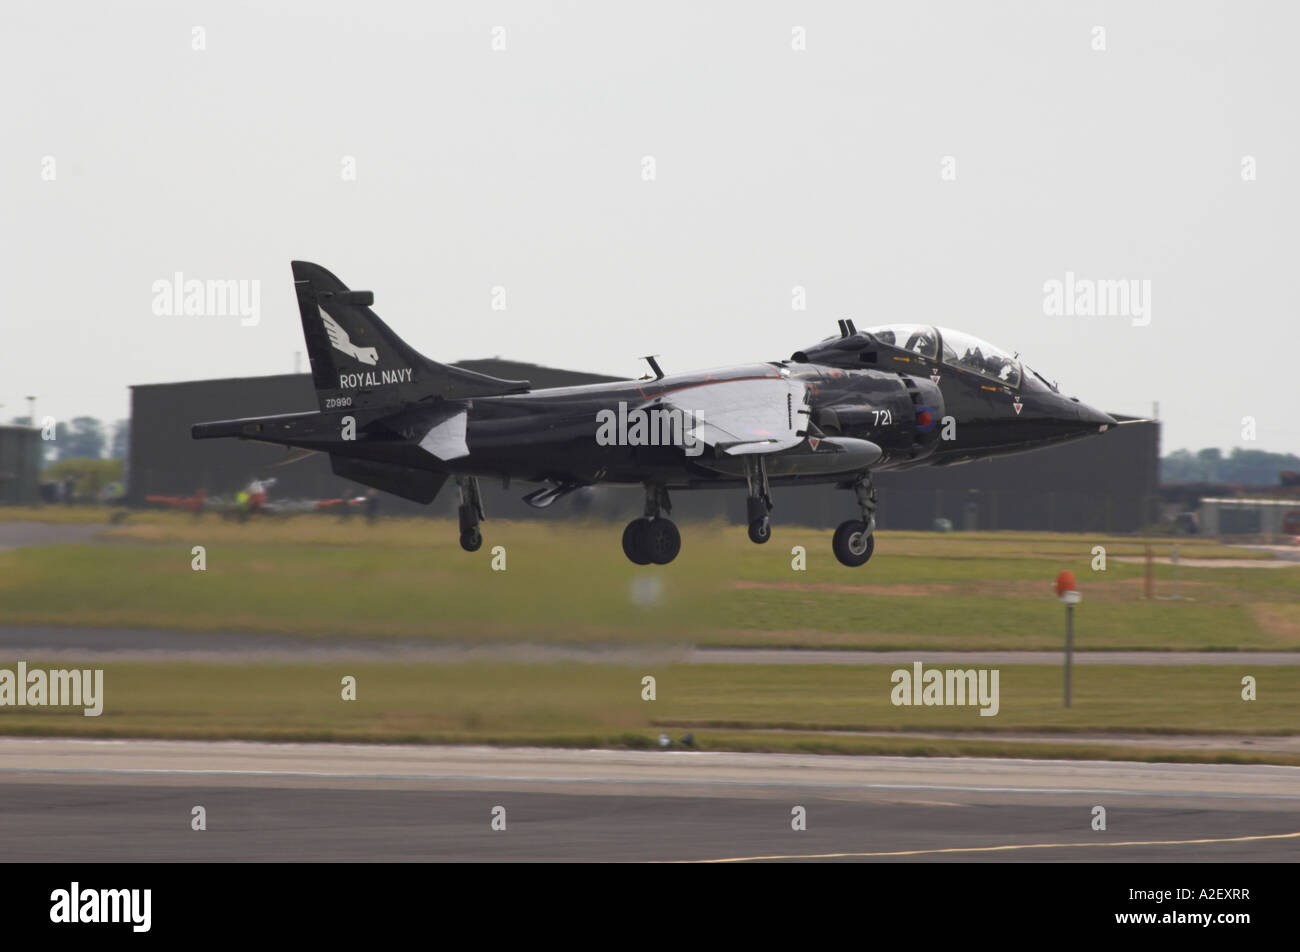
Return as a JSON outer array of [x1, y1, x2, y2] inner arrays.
[[833, 473, 877, 567], [622, 483, 681, 565]]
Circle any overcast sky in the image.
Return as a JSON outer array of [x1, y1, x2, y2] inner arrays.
[[2, 0, 1296, 455]]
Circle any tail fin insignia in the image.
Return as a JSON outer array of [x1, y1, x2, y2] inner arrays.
[[291, 260, 529, 410], [320, 310, 379, 366]]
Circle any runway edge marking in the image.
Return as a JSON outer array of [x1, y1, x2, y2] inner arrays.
[[682, 830, 1300, 863]]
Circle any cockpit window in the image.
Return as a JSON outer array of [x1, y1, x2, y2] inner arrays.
[[864, 324, 938, 360], [1024, 366, 1059, 393], [937, 327, 1021, 387]]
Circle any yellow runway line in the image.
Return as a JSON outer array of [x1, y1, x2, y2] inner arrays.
[[682, 830, 1300, 863]]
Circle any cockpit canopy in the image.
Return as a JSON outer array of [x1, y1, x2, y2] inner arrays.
[[864, 324, 1021, 388], [864, 323, 938, 360]]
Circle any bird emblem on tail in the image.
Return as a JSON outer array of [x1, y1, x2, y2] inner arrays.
[[320, 309, 379, 365]]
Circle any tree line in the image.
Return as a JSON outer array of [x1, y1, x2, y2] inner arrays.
[[1162, 447, 1300, 486], [9, 416, 128, 462]]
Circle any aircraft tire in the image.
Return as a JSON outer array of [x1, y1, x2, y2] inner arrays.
[[832, 519, 874, 566], [459, 527, 483, 552], [747, 517, 771, 544], [643, 518, 681, 564], [622, 518, 654, 565]]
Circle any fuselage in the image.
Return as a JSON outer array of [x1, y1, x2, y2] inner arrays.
[[444, 351, 1112, 488], [196, 324, 1115, 493]]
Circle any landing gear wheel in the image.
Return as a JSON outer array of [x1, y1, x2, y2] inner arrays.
[[747, 517, 771, 544], [642, 518, 681, 565], [832, 519, 874, 566], [459, 527, 483, 552], [622, 518, 653, 565]]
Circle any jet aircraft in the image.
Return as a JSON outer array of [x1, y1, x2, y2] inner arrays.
[[193, 262, 1116, 566]]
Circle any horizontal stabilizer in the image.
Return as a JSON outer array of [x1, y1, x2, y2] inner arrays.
[[329, 454, 447, 504]]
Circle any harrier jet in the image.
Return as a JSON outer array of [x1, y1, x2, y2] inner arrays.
[[193, 262, 1115, 566]]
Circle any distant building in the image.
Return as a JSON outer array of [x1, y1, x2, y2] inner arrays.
[[128, 365, 1161, 531], [871, 417, 1160, 533], [0, 424, 42, 505], [1199, 497, 1300, 537]]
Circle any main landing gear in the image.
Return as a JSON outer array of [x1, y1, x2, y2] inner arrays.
[[622, 484, 681, 565], [456, 476, 485, 552], [744, 456, 773, 544], [832, 473, 877, 567]]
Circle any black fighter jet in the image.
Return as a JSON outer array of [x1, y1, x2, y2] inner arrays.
[[193, 262, 1116, 566]]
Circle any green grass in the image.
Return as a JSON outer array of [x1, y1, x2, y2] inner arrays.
[[717, 592, 1268, 650], [0, 517, 1295, 649], [0, 536, 709, 641], [654, 663, 1296, 734], [0, 663, 1294, 765], [4, 515, 1292, 761]]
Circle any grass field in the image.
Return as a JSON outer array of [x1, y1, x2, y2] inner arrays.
[[0, 661, 1294, 764], [0, 513, 1295, 651], [2, 511, 1296, 761]]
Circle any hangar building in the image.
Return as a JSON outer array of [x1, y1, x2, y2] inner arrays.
[[0, 424, 42, 505]]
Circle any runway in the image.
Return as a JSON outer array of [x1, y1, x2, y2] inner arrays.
[[0, 522, 103, 550], [3, 625, 1298, 665], [1, 739, 1296, 862]]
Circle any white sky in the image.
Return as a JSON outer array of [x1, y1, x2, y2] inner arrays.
[[2, 0, 1296, 454]]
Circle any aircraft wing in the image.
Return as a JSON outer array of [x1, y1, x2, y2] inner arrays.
[[657, 375, 809, 455]]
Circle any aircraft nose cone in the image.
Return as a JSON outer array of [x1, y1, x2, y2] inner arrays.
[[1074, 402, 1117, 431]]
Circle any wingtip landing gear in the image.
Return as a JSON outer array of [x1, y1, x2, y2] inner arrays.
[[744, 457, 773, 544], [746, 496, 771, 544], [622, 484, 680, 565], [833, 473, 878, 567], [456, 476, 485, 552]]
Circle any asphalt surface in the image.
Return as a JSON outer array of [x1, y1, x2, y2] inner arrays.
[[688, 648, 1300, 666], [1112, 556, 1298, 568], [3, 625, 1298, 665], [0, 740, 1296, 862], [0, 522, 102, 549]]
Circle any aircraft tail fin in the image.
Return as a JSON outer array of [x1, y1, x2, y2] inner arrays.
[[291, 260, 529, 411]]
